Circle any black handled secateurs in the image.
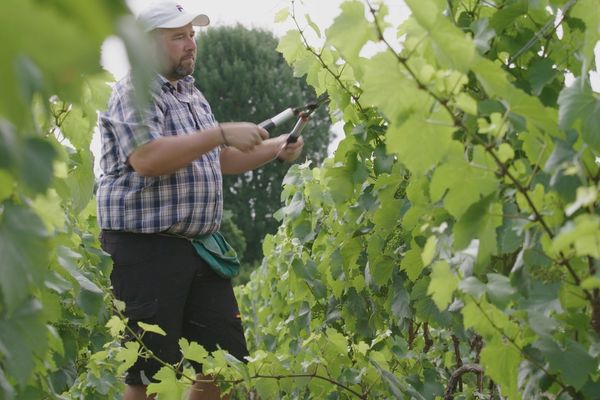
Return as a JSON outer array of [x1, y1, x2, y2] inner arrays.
[[258, 93, 330, 144]]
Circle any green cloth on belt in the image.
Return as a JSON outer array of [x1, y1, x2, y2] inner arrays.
[[191, 232, 240, 278]]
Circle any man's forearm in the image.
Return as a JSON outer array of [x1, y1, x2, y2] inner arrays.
[[219, 138, 280, 174], [128, 127, 223, 176], [128, 122, 267, 176]]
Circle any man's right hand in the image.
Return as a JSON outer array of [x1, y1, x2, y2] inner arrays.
[[219, 122, 268, 152]]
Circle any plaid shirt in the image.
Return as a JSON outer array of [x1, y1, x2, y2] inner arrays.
[[96, 74, 223, 237]]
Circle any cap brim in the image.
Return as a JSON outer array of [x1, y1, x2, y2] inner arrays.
[[191, 14, 210, 27], [154, 13, 210, 29]]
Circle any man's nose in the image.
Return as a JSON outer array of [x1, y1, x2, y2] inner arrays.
[[185, 36, 196, 51]]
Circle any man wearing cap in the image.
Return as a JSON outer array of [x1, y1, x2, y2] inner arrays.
[[96, 2, 304, 399]]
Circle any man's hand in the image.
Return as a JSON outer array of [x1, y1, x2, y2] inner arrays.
[[276, 134, 304, 162], [220, 122, 268, 152], [219, 132, 305, 174]]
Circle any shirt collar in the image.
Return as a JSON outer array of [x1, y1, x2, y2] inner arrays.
[[155, 74, 196, 94]]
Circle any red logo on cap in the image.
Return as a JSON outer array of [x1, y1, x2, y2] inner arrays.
[[176, 4, 183, 12]]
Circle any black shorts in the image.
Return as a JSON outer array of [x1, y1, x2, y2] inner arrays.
[[100, 230, 249, 386]]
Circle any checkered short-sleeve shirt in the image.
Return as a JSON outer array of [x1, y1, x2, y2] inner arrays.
[[96, 74, 223, 237]]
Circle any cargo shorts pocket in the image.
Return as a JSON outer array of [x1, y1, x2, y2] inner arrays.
[[124, 299, 158, 321], [122, 299, 159, 340]]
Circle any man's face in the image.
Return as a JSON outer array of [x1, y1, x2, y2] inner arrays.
[[154, 23, 197, 81]]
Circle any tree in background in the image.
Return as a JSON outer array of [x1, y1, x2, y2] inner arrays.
[[193, 25, 331, 265]]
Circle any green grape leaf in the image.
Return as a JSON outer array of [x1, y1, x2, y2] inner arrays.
[[485, 273, 515, 309], [369, 257, 394, 286], [57, 245, 105, 317], [430, 158, 497, 219], [56, 246, 101, 295], [412, 277, 453, 326], [0, 202, 49, 312], [421, 236, 438, 267], [480, 339, 521, 400], [0, 121, 18, 170], [277, 30, 305, 66], [389, 278, 411, 322], [279, 191, 305, 221], [19, 137, 57, 194], [325, 1, 377, 62], [146, 366, 186, 400], [305, 14, 322, 38], [116, 16, 159, 112], [137, 322, 167, 337], [274, 7, 289, 23], [61, 106, 93, 149], [552, 215, 600, 259], [427, 261, 458, 310], [387, 116, 458, 174], [489, 1, 526, 32], [225, 352, 252, 382], [66, 148, 95, 214], [471, 18, 496, 54], [325, 328, 349, 356], [406, 174, 429, 205], [478, 112, 507, 137], [179, 338, 209, 364], [401, 247, 425, 282], [31, 189, 65, 231], [557, 77, 600, 151], [292, 49, 321, 81], [559, 283, 588, 310], [581, 276, 600, 290], [453, 196, 502, 270], [526, 58, 556, 96], [7, 58, 38, 121], [106, 316, 126, 337], [115, 341, 140, 376], [454, 92, 478, 115], [565, 186, 597, 217], [497, 143, 515, 163], [0, 364, 15, 399], [81, 73, 112, 123], [0, 300, 48, 385], [518, 130, 549, 175], [373, 361, 423, 399], [405, 0, 476, 71], [459, 276, 486, 299], [324, 166, 353, 204], [570, 0, 600, 66], [373, 144, 395, 175], [0, 0, 118, 126], [462, 297, 520, 340], [534, 337, 596, 389], [473, 57, 560, 137], [254, 377, 280, 398], [361, 52, 430, 125], [372, 173, 404, 234]]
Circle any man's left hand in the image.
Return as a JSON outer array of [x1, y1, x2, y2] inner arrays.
[[276, 134, 305, 162]]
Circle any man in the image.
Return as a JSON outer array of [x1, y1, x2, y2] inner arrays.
[[96, 2, 304, 399]]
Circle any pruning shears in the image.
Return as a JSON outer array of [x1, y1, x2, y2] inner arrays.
[[258, 93, 330, 144]]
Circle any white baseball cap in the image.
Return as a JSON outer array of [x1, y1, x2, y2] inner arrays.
[[138, 1, 210, 32]]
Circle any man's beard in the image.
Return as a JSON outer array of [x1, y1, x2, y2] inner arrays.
[[168, 56, 195, 80]]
